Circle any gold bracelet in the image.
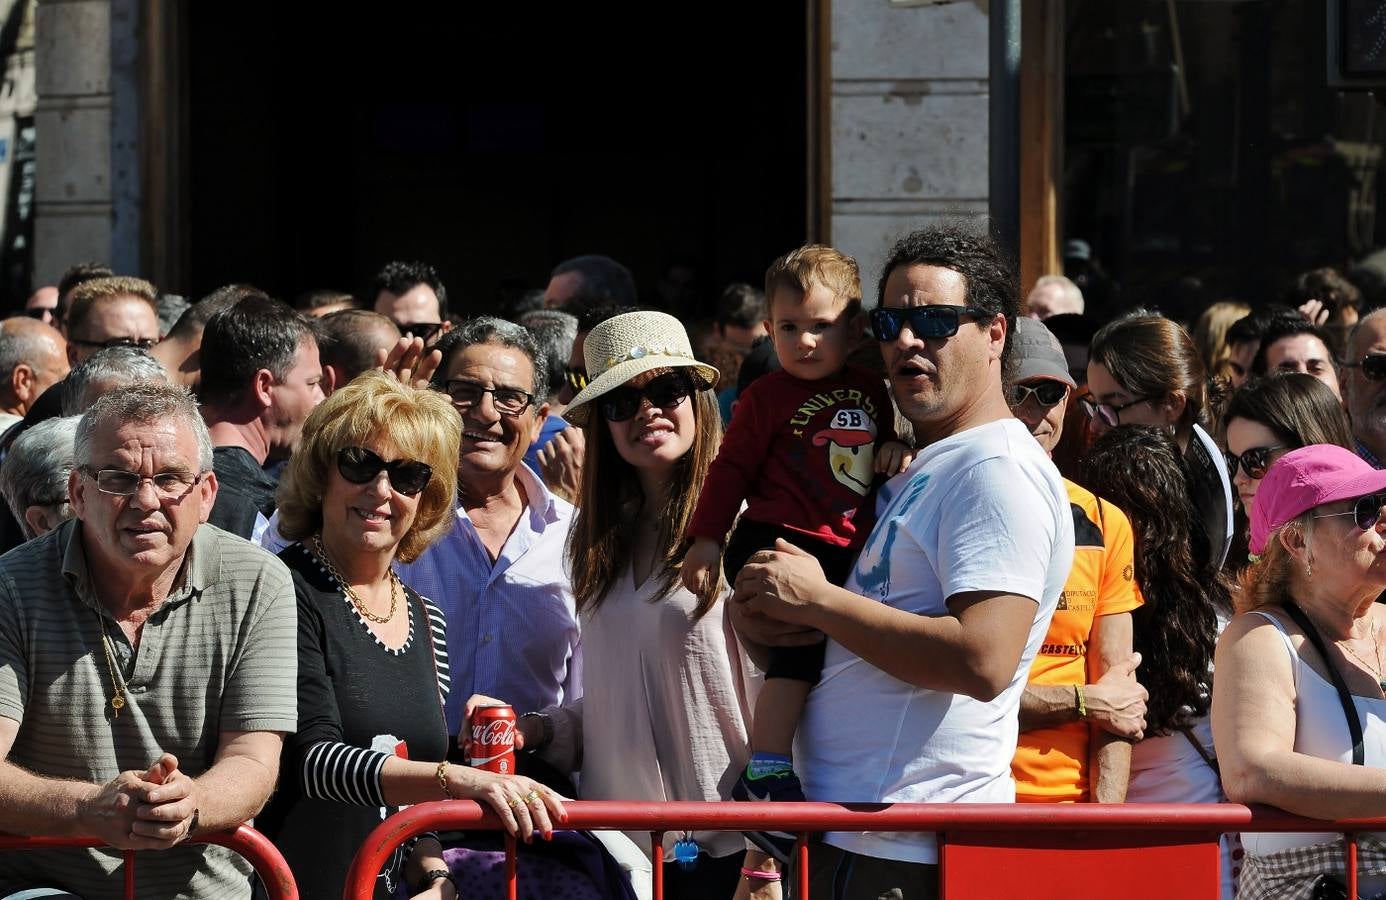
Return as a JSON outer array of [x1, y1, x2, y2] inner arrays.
[[436, 760, 456, 799], [1075, 684, 1088, 720]]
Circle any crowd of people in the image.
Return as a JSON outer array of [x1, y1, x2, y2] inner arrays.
[[0, 228, 1384, 900]]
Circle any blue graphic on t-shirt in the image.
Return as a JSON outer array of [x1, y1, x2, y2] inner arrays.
[[854, 471, 930, 600]]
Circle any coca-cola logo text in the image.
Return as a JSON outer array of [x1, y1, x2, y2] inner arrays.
[[470, 719, 516, 746]]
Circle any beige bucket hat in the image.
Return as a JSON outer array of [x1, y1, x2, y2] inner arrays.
[[563, 310, 719, 426]]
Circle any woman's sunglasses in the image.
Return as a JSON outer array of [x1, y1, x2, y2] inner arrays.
[[869, 305, 990, 342], [336, 447, 433, 497], [601, 372, 693, 422], [1007, 380, 1069, 409], [1344, 353, 1386, 382], [1311, 491, 1386, 532], [1223, 444, 1288, 480]]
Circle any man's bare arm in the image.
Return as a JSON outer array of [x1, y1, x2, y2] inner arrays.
[[1088, 612, 1136, 803], [134, 730, 284, 841]]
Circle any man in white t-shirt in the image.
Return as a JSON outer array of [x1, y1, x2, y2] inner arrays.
[[731, 225, 1074, 900]]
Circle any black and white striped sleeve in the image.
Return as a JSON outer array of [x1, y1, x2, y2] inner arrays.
[[301, 740, 391, 806], [422, 596, 450, 706]]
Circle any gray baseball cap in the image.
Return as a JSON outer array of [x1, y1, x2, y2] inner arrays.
[[1011, 318, 1077, 388]]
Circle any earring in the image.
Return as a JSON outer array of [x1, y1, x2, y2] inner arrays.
[[1306, 563, 1313, 580]]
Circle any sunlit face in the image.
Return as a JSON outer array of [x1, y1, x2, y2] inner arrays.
[[375, 285, 447, 345], [768, 285, 855, 382], [320, 434, 422, 558], [1304, 495, 1386, 594], [1009, 378, 1069, 454], [69, 297, 160, 365], [604, 368, 698, 474], [266, 338, 326, 461], [1263, 335, 1341, 399], [448, 342, 543, 484], [1224, 416, 1289, 515], [1026, 282, 1080, 319], [71, 417, 216, 576], [1084, 361, 1174, 438], [879, 264, 1003, 436]]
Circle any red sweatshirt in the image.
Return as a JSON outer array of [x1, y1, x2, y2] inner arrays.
[[688, 366, 896, 549]]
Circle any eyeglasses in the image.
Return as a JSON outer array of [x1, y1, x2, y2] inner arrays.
[[393, 321, 444, 344], [601, 371, 693, 422], [565, 366, 588, 393], [869, 305, 991, 342], [336, 447, 433, 497], [1343, 353, 1386, 382], [82, 467, 202, 499], [442, 379, 535, 416], [1007, 380, 1069, 409], [1078, 394, 1157, 428], [71, 336, 159, 350], [1224, 444, 1288, 480], [1311, 491, 1386, 532]]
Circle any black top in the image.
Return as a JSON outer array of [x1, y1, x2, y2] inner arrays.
[[257, 543, 451, 900], [208, 446, 278, 539]]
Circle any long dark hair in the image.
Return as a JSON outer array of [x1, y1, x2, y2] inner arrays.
[[1081, 425, 1228, 734]]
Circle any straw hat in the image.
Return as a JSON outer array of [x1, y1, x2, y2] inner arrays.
[[563, 310, 719, 426]]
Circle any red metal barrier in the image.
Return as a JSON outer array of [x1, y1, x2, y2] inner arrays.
[[344, 800, 1386, 900], [0, 824, 299, 900]]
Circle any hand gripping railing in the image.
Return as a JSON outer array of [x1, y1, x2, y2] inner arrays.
[[0, 824, 299, 899], [344, 800, 1386, 900]]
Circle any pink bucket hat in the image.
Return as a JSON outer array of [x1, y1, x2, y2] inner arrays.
[[1249, 444, 1386, 555]]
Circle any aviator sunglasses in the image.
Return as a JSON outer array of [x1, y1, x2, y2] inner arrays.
[[601, 371, 693, 422], [336, 447, 433, 496], [1344, 353, 1386, 382], [869, 305, 991, 342], [1311, 491, 1386, 532], [1007, 380, 1069, 409], [1223, 444, 1288, 481]]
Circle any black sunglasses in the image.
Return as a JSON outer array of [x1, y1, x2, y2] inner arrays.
[[869, 305, 991, 342], [394, 321, 444, 343], [565, 366, 588, 393], [336, 446, 433, 496], [1344, 353, 1386, 382], [601, 371, 693, 422], [71, 336, 159, 350], [1223, 444, 1288, 481], [22, 307, 52, 320], [1007, 380, 1069, 409], [1311, 491, 1386, 532]]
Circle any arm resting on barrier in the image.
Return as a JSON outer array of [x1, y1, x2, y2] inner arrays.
[[139, 730, 285, 839], [1213, 612, 1386, 818]]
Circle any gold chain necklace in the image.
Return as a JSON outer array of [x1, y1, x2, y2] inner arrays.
[[312, 535, 399, 624], [96, 614, 127, 718], [1339, 619, 1386, 693]]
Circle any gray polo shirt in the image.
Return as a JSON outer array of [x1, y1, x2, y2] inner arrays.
[[0, 519, 297, 900]]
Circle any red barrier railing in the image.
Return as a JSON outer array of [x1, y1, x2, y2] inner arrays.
[[0, 824, 299, 900], [344, 800, 1386, 900]]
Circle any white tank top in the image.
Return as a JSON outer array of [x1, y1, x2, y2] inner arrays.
[[1241, 610, 1386, 861]]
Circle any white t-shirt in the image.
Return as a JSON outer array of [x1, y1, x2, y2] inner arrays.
[[797, 417, 1074, 865]]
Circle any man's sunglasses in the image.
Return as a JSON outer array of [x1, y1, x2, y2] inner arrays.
[[1007, 380, 1069, 409], [869, 305, 991, 342], [71, 336, 159, 350], [1311, 491, 1386, 532], [336, 446, 433, 496], [1344, 353, 1386, 382], [565, 366, 588, 393], [1223, 444, 1287, 481], [393, 321, 444, 344], [601, 371, 693, 422]]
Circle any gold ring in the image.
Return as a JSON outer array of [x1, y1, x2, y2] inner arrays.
[[525, 790, 541, 804], [506, 795, 524, 809]]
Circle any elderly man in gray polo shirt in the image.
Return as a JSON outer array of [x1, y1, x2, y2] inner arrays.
[[0, 383, 297, 900]]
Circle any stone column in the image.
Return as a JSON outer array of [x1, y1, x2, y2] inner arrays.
[[829, 0, 990, 290], [33, 0, 112, 285]]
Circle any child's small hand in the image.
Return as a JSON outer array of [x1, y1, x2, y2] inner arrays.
[[682, 538, 723, 600], [875, 439, 913, 475]]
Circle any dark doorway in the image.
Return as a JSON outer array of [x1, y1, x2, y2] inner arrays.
[[184, 6, 809, 319]]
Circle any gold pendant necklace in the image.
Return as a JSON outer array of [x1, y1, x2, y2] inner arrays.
[[97, 615, 127, 718], [1339, 619, 1386, 693], [312, 535, 398, 624]]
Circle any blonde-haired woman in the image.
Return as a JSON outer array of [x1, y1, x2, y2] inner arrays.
[[257, 371, 564, 900], [1212, 444, 1386, 898], [477, 311, 776, 900]]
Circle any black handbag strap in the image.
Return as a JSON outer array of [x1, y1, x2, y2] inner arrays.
[[1280, 602, 1366, 766]]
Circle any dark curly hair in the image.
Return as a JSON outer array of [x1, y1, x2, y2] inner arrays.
[[876, 223, 1020, 367], [1081, 426, 1228, 735]]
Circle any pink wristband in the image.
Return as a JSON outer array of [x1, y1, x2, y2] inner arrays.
[[741, 866, 781, 882]]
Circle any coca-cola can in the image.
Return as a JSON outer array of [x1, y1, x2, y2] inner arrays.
[[467, 704, 517, 774]]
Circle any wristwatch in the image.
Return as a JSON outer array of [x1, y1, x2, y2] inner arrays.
[[415, 868, 455, 894], [520, 711, 554, 752]]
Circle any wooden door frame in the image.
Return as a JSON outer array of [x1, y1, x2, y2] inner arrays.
[[1020, 0, 1064, 293]]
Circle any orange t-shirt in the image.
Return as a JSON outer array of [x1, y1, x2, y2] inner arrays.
[[1012, 479, 1142, 802]]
